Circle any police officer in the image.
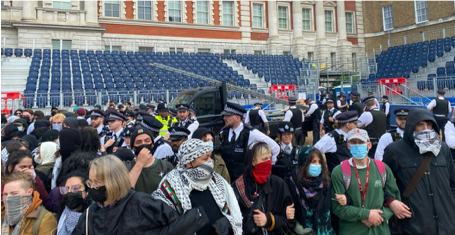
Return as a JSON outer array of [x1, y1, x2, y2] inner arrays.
[[172, 104, 199, 137], [348, 91, 364, 116], [147, 104, 156, 116], [336, 93, 348, 112], [169, 108, 177, 119], [375, 108, 408, 161], [245, 102, 270, 135], [155, 103, 177, 137], [135, 111, 149, 127], [272, 122, 300, 178], [444, 120, 455, 161], [427, 90, 452, 141], [357, 96, 387, 158], [305, 98, 321, 145], [283, 96, 305, 146], [220, 102, 280, 182], [140, 115, 173, 160], [123, 127, 136, 149], [189, 107, 199, 128], [382, 95, 391, 130], [314, 111, 359, 172], [319, 98, 341, 137], [103, 111, 128, 154], [89, 109, 107, 146], [368, 91, 380, 108], [125, 110, 136, 128], [167, 127, 191, 167]]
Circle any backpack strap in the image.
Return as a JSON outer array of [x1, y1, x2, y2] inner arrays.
[[32, 206, 48, 235], [341, 160, 352, 191], [234, 175, 252, 208], [373, 159, 387, 188]]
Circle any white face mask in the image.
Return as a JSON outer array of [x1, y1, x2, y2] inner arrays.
[[34, 154, 42, 165], [208, 141, 214, 151]]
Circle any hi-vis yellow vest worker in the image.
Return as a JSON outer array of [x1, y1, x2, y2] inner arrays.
[[155, 115, 177, 136]]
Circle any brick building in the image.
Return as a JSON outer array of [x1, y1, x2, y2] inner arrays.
[[1, 1, 365, 61], [362, 1, 455, 55]]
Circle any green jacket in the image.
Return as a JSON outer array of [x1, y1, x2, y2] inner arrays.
[[331, 158, 400, 235]]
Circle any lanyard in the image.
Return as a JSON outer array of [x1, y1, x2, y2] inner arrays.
[[352, 159, 370, 208]]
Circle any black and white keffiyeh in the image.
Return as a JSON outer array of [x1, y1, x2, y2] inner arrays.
[[153, 139, 242, 234], [413, 129, 441, 156], [57, 207, 82, 235]]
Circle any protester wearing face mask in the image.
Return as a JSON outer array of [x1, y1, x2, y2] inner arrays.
[[1, 172, 57, 235], [51, 113, 66, 132], [153, 138, 242, 235], [285, 145, 335, 235], [331, 128, 401, 235], [128, 128, 173, 194], [231, 141, 295, 234], [57, 172, 91, 235], [384, 108, 455, 235], [72, 155, 209, 235], [13, 119, 28, 133], [192, 128, 230, 183], [34, 142, 57, 192], [5, 150, 49, 202], [166, 126, 191, 167]]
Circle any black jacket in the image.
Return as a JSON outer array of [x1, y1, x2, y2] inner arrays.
[[383, 108, 455, 235], [71, 190, 208, 235]]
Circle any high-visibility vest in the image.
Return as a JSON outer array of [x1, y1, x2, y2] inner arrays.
[[155, 115, 177, 136]]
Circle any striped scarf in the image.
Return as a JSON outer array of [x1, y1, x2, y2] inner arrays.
[[1, 195, 32, 235]]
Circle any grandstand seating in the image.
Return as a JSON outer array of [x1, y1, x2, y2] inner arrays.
[[21, 50, 288, 108]]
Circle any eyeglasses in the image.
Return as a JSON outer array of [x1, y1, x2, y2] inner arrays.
[[60, 184, 84, 195], [14, 113, 22, 116], [86, 180, 103, 190]]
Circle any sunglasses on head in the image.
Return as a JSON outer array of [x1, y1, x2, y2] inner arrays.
[[60, 184, 84, 195]]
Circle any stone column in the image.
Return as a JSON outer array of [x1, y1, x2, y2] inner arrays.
[[21, 1, 37, 22], [315, 1, 325, 40], [267, 1, 278, 39], [337, 0, 347, 41], [85, 0, 99, 26], [292, 1, 305, 59]]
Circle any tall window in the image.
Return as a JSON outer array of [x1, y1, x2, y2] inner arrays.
[[224, 49, 236, 54], [382, 5, 393, 30], [252, 3, 263, 28], [302, 8, 311, 31], [52, 40, 72, 50], [105, 46, 122, 52], [346, 12, 354, 33], [415, 1, 428, 23], [198, 48, 211, 54], [352, 53, 357, 72], [197, 1, 209, 24], [325, 10, 333, 32], [330, 52, 336, 69], [278, 6, 288, 29], [105, 1, 120, 17], [138, 1, 152, 20], [307, 52, 313, 62], [139, 47, 154, 52], [53, 1, 71, 9], [222, 1, 234, 26], [168, 1, 182, 22]]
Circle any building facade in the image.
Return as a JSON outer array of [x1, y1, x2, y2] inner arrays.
[[362, 1, 455, 55], [2, 0, 365, 61]]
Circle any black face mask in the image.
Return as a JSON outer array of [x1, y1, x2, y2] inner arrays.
[[51, 111, 57, 116], [88, 186, 107, 203], [134, 144, 153, 156], [63, 191, 85, 210], [22, 116, 31, 124]]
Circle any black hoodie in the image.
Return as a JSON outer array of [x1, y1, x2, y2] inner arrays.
[[383, 108, 455, 235], [20, 134, 38, 151]]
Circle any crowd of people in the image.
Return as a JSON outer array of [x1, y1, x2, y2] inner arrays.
[[1, 90, 454, 235]]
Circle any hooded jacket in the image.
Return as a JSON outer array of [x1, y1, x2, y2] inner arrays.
[[383, 108, 455, 235], [63, 117, 79, 129], [20, 134, 38, 151], [59, 128, 81, 163]]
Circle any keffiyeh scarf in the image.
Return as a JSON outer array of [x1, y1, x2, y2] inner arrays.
[[57, 207, 82, 235], [1, 195, 32, 235], [413, 129, 441, 156]]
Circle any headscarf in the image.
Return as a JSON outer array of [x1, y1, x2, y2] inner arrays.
[[191, 128, 214, 140], [63, 117, 79, 129], [153, 139, 242, 234], [20, 135, 38, 151], [59, 128, 81, 163], [39, 142, 57, 165]]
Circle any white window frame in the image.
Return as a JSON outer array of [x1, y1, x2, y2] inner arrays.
[[137, 1, 152, 20], [52, 40, 72, 50], [139, 47, 154, 53], [301, 7, 313, 31], [414, 1, 428, 24], [324, 10, 333, 32], [252, 2, 265, 28], [52, 0, 71, 10], [167, 1, 184, 23], [382, 5, 394, 31], [104, 1, 120, 18], [105, 46, 122, 52], [345, 11, 355, 34], [221, 1, 235, 26], [196, 1, 209, 24], [277, 5, 289, 30]]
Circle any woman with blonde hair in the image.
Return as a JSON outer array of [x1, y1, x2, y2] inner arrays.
[[232, 141, 295, 235], [71, 155, 209, 235]]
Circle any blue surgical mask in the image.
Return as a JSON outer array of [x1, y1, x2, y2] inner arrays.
[[308, 164, 322, 177], [208, 141, 214, 151], [17, 127, 22, 131], [350, 144, 369, 159]]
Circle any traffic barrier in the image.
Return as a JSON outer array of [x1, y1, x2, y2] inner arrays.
[[268, 85, 297, 100], [1, 92, 22, 114], [377, 78, 406, 95]]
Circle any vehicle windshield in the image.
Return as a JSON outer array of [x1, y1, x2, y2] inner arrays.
[[169, 89, 196, 108]]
